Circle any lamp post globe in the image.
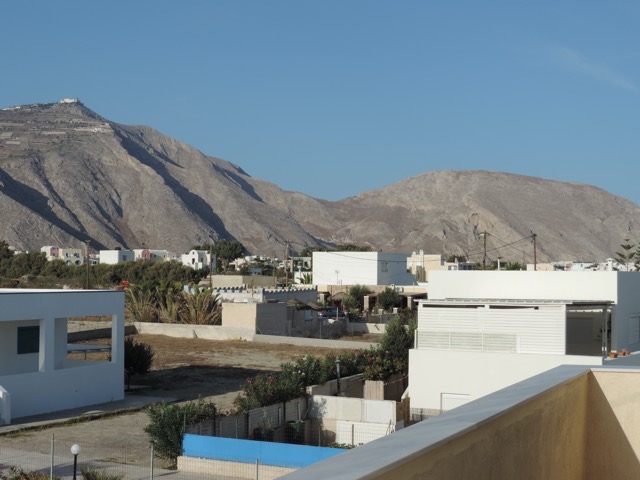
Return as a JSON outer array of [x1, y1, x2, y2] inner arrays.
[[71, 444, 81, 480]]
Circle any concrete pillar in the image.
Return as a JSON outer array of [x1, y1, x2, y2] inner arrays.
[[0, 385, 11, 425], [39, 317, 55, 372], [364, 295, 371, 313], [111, 313, 125, 366], [54, 317, 68, 369]]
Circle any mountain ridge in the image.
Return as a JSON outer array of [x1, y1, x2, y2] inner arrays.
[[1, 101, 638, 264]]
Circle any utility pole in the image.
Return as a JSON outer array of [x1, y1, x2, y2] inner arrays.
[[532, 233, 538, 271], [85, 240, 91, 289], [209, 244, 213, 289], [482, 231, 488, 270], [284, 242, 289, 287]]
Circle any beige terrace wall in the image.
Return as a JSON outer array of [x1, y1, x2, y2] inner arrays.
[[375, 374, 589, 480], [586, 370, 640, 477]]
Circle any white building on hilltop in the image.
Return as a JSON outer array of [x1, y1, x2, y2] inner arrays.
[[312, 251, 416, 286], [409, 270, 640, 414]]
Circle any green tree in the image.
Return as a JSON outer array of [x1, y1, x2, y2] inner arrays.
[[615, 238, 638, 271], [299, 272, 313, 284], [334, 244, 372, 252], [0, 240, 14, 259], [346, 284, 373, 312], [145, 398, 217, 466], [505, 262, 523, 271], [446, 253, 467, 263], [299, 246, 321, 257], [377, 287, 400, 312], [363, 315, 415, 380], [210, 241, 246, 271]]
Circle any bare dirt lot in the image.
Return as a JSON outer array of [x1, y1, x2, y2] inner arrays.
[[0, 333, 373, 468]]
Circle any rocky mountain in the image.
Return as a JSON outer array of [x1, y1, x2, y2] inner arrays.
[[1, 100, 638, 263]]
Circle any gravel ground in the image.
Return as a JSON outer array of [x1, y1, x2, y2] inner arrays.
[[0, 333, 352, 468]]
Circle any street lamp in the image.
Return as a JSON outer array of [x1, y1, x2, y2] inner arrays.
[[335, 359, 341, 395], [70, 444, 81, 480]]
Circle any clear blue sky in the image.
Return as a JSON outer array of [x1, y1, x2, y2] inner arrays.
[[2, 1, 639, 204]]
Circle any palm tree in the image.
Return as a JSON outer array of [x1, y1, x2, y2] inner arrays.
[[179, 288, 222, 325], [125, 286, 158, 323], [155, 281, 185, 323]]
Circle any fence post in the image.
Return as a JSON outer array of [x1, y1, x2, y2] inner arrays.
[[255, 458, 259, 480], [150, 445, 154, 480], [50, 433, 54, 480]]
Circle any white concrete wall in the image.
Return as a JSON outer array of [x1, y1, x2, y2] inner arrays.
[[99, 250, 134, 264], [417, 304, 568, 355], [135, 322, 256, 340], [309, 395, 396, 424], [0, 289, 124, 421], [427, 271, 620, 301], [0, 321, 40, 375], [423, 271, 640, 353], [612, 273, 640, 351], [134, 323, 379, 349], [313, 252, 415, 286], [408, 349, 601, 412], [335, 420, 395, 446]]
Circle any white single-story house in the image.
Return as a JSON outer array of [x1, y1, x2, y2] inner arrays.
[[0, 289, 124, 425], [99, 249, 135, 264], [409, 271, 640, 414], [312, 251, 416, 286]]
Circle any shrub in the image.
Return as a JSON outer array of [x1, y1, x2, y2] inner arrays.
[[145, 398, 217, 466], [1, 466, 60, 480], [81, 468, 123, 480], [124, 337, 154, 390]]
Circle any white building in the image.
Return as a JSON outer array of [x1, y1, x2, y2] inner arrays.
[[0, 289, 125, 425], [407, 251, 475, 282], [99, 249, 135, 265], [181, 250, 216, 270], [41, 246, 85, 266], [312, 251, 416, 286], [134, 248, 170, 262], [408, 270, 640, 414]]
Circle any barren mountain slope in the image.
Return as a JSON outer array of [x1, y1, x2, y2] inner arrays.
[[316, 171, 640, 262], [0, 102, 323, 253], [1, 101, 639, 262]]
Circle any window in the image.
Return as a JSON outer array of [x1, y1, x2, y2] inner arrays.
[[17, 326, 39, 354]]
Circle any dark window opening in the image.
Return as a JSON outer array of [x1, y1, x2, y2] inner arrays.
[[17, 326, 40, 354]]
